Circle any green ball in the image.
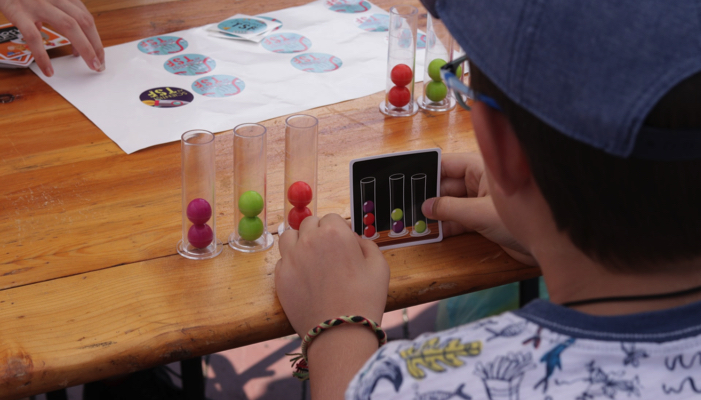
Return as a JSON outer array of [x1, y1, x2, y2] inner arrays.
[[428, 58, 446, 82], [238, 190, 264, 217], [456, 64, 463, 77], [391, 208, 403, 222], [414, 220, 427, 233], [426, 81, 447, 102], [238, 216, 264, 241]]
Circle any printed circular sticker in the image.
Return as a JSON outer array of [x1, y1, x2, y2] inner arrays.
[[218, 18, 267, 35], [258, 16, 283, 31], [356, 14, 389, 32], [417, 33, 426, 49], [192, 75, 246, 98], [137, 36, 188, 55], [398, 29, 414, 49], [164, 54, 216, 76], [290, 53, 342, 73], [261, 33, 311, 53], [325, 0, 371, 13], [139, 87, 193, 108]]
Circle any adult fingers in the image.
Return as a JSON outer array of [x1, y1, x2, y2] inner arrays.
[[12, 17, 53, 76], [422, 196, 497, 233], [64, 0, 104, 65], [278, 228, 299, 258], [37, 5, 102, 71]]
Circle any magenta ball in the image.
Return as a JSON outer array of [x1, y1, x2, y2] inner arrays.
[[392, 220, 404, 233], [363, 200, 374, 213], [187, 198, 212, 225], [188, 224, 213, 248]]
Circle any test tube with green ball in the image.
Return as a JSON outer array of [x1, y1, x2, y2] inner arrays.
[[379, 5, 419, 117], [229, 123, 274, 252], [418, 13, 457, 112], [178, 129, 223, 260], [410, 173, 431, 236], [388, 173, 408, 237]]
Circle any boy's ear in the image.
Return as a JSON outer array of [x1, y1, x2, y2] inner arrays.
[[473, 102, 532, 196]]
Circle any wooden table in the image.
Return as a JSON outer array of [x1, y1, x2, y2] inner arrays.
[[0, 1, 540, 398]]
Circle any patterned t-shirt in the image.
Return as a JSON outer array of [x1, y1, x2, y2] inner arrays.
[[346, 299, 701, 400]]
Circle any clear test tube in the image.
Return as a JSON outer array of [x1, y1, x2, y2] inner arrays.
[[379, 5, 419, 117], [360, 177, 379, 240], [388, 173, 408, 237], [177, 130, 223, 260], [418, 13, 456, 112], [278, 115, 318, 234], [410, 173, 431, 236], [229, 123, 274, 253]]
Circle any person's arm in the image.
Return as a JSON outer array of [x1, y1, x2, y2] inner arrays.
[[276, 213, 389, 400], [0, 0, 104, 77]]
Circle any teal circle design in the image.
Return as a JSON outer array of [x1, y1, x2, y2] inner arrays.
[[218, 18, 267, 35], [164, 54, 215, 76], [257, 16, 283, 31], [357, 14, 389, 32], [290, 53, 342, 73], [191, 75, 245, 98], [137, 36, 188, 55], [261, 33, 311, 53], [327, 0, 371, 13]]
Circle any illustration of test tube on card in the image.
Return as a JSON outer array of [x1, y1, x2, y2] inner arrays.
[[388, 173, 408, 237], [279, 115, 318, 234], [360, 177, 379, 240], [410, 173, 430, 236]]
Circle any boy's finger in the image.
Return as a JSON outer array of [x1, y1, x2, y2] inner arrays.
[[277, 229, 298, 257], [297, 215, 320, 236], [440, 177, 469, 198], [441, 153, 483, 179], [355, 234, 383, 262], [422, 196, 497, 233]]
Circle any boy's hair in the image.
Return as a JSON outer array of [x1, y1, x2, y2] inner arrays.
[[470, 64, 701, 271]]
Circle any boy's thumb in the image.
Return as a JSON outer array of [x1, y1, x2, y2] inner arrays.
[[422, 196, 494, 232]]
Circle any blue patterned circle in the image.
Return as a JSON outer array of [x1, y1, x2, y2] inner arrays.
[[357, 14, 389, 32], [137, 36, 188, 55], [257, 16, 283, 31], [261, 33, 312, 53], [191, 75, 246, 98], [218, 18, 267, 35], [326, 0, 371, 13], [290, 53, 343, 73], [164, 54, 216, 76]]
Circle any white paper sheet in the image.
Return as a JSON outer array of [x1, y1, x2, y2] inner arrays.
[[30, 0, 426, 154]]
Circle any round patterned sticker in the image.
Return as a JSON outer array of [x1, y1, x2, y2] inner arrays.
[[137, 36, 188, 55], [290, 53, 342, 73], [398, 29, 414, 49], [164, 54, 216, 76], [261, 33, 311, 53], [139, 87, 193, 108], [258, 16, 283, 31], [192, 75, 246, 98], [325, 0, 371, 13], [417, 33, 426, 49], [218, 18, 267, 35], [356, 14, 389, 32]]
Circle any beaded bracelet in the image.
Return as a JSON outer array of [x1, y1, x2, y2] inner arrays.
[[288, 315, 387, 381]]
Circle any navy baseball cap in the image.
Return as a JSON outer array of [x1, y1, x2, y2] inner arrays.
[[422, 0, 701, 160]]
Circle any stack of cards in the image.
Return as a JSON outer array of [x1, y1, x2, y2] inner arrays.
[[0, 23, 70, 68], [206, 15, 282, 43]]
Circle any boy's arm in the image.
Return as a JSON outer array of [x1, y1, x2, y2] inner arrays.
[[275, 213, 390, 400]]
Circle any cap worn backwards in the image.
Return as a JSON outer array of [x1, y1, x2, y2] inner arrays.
[[427, 0, 701, 160]]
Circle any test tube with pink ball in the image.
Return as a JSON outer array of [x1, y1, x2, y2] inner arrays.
[[360, 177, 379, 239], [177, 129, 223, 259]]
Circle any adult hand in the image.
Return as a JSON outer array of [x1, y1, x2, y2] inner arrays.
[[275, 213, 389, 338], [0, 0, 105, 77], [422, 152, 537, 266]]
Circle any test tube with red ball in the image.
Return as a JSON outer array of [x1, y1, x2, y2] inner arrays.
[[379, 5, 419, 117], [177, 129, 223, 260], [279, 115, 318, 234], [360, 177, 379, 239]]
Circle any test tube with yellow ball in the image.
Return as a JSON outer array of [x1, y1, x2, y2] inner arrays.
[[411, 173, 431, 236], [388, 173, 408, 237]]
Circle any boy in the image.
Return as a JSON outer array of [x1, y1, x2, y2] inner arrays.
[[275, 0, 701, 399]]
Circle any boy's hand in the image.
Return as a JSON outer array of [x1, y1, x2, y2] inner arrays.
[[423, 152, 537, 266], [0, 0, 105, 77], [275, 213, 390, 338]]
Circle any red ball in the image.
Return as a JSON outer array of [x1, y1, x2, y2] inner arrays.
[[188, 223, 213, 248], [287, 181, 313, 208], [363, 212, 375, 225], [391, 64, 412, 87], [288, 206, 312, 230], [186, 198, 212, 225], [363, 224, 376, 238], [388, 86, 411, 108]]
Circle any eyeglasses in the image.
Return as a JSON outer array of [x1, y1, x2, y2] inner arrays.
[[439, 55, 502, 112]]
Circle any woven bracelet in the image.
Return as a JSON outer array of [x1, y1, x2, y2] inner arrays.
[[287, 315, 387, 381]]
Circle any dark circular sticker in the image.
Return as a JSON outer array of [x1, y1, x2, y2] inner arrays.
[[139, 87, 193, 108], [137, 36, 188, 55], [290, 53, 342, 73], [218, 18, 267, 35], [356, 14, 389, 32], [164, 54, 216, 76], [191, 75, 246, 98], [325, 0, 371, 13], [261, 33, 311, 53], [258, 16, 283, 31]]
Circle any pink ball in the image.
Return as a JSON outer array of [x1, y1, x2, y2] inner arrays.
[[187, 198, 212, 225], [188, 223, 213, 248]]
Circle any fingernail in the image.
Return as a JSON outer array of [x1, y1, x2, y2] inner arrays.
[[422, 197, 436, 218], [92, 58, 104, 72], [46, 66, 54, 77]]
